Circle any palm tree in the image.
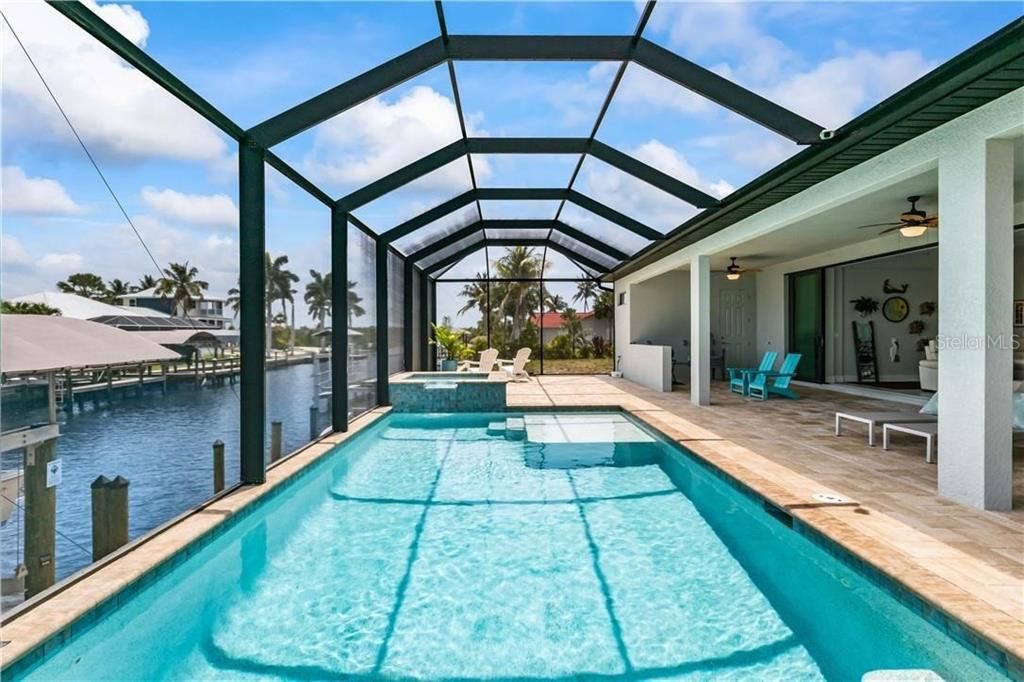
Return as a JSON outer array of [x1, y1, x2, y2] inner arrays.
[[265, 253, 299, 352], [154, 262, 208, 317], [562, 308, 585, 358], [493, 247, 545, 339], [226, 281, 240, 321], [573, 280, 599, 313], [105, 278, 132, 303], [56, 273, 107, 300], [305, 270, 331, 348], [544, 292, 566, 314], [457, 275, 488, 318], [1, 300, 60, 315], [137, 274, 158, 291], [593, 289, 614, 321], [347, 280, 365, 328]]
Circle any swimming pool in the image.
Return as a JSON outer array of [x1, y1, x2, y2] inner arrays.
[[9, 412, 1005, 680]]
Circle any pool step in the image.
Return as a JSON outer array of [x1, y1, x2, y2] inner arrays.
[[505, 417, 525, 441], [487, 421, 506, 437]]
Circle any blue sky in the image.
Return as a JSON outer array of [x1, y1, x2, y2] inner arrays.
[[1, 0, 1019, 327]]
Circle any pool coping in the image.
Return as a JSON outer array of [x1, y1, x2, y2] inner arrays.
[[1, 403, 1020, 679], [0, 406, 391, 676]]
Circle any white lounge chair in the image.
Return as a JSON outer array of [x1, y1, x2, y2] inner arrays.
[[834, 411, 937, 447], [499, 348, 532, 381], [460, 348, 498, 373], [883, 422, 939, 463]]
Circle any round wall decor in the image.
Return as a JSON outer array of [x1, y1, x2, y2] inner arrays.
[[882, 296, 909, 322]]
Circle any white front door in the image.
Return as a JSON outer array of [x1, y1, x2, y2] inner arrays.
[[716, 288, 755, 368]]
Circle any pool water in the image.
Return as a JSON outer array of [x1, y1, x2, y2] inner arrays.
[[17, 413, 1002, 680]]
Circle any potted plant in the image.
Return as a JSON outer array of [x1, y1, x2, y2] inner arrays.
[[430, 323, 469, 371], [850, 296, 879, 317]]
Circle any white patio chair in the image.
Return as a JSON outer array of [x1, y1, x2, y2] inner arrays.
[[499, 348, 532, 381], [460, 348, 499, 373]]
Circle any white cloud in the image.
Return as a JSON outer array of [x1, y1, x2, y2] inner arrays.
[[306, 85, 490, 192], [36, 252, 84, 272], [2, 0, 228, 164], [602, 63, 710, 115], [580, 140, 736, 230], [648, 2, 795, 83], [2, 166, 83, 215], [2, 234, 33, 267], [708, 179, 735, 199], [141, 187, 238, 229], [641, 2, 933, 131], [767, 49, 932, 129]]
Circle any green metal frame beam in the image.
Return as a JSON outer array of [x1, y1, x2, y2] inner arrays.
[[330, 207, 349, 432], [48, 1, 245, 140], [564, 190, 662, 241], [588, 141, 717, 208], [238, 141, 265, 484], [338, 140, 466, 211], [341, 138, 718, 212], [446, 35, 632, 60], [483, 220, 627, 261], [249, 38, 447, 147], [375, 239, 390, 404], [384, 190, 478, 243], [406, 219, 626, 264], [266, 152, 334, 207], [383, 187, 660, 244], [423, 238, 608, 277], [633, 39, 825, 145], [487, 240, 609, 275]]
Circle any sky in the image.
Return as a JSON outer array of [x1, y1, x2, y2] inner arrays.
[[1, 0, 1019, 327]]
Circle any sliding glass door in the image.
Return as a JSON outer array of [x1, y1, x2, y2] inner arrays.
[[787, 269, 825, 382]]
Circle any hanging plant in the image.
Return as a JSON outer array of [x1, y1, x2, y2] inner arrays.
[[850, 296, 880, 317], [919, 301, 936, 316], [908, 320, 926, 335]]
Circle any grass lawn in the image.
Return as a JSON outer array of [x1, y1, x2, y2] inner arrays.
[[525, 358, 614, 375]]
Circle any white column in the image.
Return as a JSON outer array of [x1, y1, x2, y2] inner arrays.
[[937, 138, 1014, 511], [690, 255, 711, 405]]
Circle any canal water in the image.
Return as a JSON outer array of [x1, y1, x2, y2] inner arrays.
[[0, 363, 322, 605]]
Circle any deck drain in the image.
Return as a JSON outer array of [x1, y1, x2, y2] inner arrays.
[[812, 493, 850, 504]]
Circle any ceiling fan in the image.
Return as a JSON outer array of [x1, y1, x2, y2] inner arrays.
[[856, 195, 938, 237], [724, 257, 759, 281]]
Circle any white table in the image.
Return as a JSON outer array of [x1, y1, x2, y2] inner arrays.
[[834, 411, 937, 447], [883, 422, 939, 463]]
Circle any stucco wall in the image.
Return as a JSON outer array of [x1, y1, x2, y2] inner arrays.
[[629, 270, 691, 363], [835, 248, 937, 382]]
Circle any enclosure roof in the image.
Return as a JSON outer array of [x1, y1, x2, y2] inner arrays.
[[46, 3, 1022, 280], [48, 0, 832, 279], [1, 315, 180, 375]]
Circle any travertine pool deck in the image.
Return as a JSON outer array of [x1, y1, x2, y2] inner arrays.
[[510, 375, 1024, 669]]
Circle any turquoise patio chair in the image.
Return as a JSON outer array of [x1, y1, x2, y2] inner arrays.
[[748, 353, 802, 400], [727, 351, 777, 396]]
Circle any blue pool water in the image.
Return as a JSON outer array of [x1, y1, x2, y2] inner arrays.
[[15, 413, 1003, 680]]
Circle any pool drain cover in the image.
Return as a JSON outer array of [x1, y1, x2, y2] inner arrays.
[[812, 493, 850, 504]]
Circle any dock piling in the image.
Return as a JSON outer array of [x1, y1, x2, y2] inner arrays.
[[91, 475, 129, 561], [24, 439, 57, 597], [213, 440, 225, 493], [270, 421, 283, 462], [309, 404, 318, 441]]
